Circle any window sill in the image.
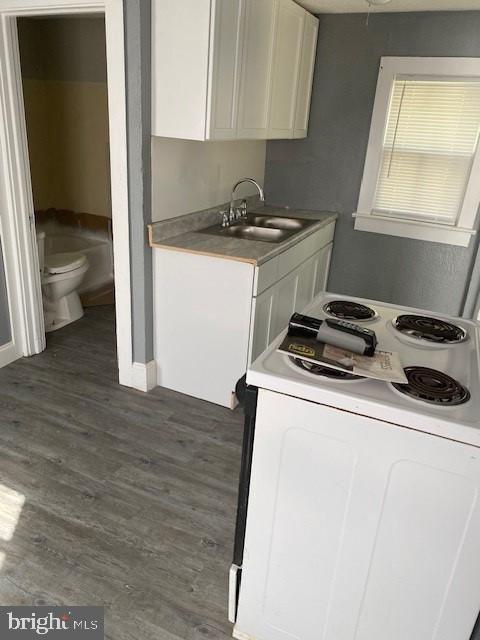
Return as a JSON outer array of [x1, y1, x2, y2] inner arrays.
[[353, 213, 476, 247]]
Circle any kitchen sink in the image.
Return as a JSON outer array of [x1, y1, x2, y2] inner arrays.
[[199, 213, 314, 243], [201, 224, 291, 243], [246, 214, 314, 230]]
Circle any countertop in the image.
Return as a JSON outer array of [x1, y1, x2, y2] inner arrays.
[[148, 206, 337, 266]]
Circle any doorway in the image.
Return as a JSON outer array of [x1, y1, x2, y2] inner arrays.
[[18, 13, 116, 334], [0, 0, 133, 386]]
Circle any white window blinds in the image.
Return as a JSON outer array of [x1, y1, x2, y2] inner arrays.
[[373, 77, 480, 225]]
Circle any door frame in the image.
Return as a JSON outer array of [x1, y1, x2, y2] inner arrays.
[[0, 0, 133, 386]]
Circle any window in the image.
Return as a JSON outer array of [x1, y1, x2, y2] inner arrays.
[[354, 58, 480, 246]]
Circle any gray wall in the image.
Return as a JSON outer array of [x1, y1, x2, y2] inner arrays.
[[265, 11, 480, 316], [0, 241, 11, 346], [124, 0, 153, 364]]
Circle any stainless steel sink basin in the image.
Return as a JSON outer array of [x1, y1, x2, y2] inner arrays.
[[200, 224, 290, 243], [246, 214, 314, 230], [199, 213, 315, 243]]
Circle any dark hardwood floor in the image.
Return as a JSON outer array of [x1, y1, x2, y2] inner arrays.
[[0, 306, 244, 640]]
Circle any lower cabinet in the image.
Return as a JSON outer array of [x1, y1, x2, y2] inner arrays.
[[250, 242, 332, 362], [153, 220, 335, 407]]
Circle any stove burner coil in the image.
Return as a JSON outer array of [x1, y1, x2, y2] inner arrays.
[[393, 315, 467, 344], [291, 357, 364, 380], [391, 367, 470, 406], [323, 300, 376, 321]]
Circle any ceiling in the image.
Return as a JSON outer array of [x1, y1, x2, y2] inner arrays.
[[296, 0, 480, 13]]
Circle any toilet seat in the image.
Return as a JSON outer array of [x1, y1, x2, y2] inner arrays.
[[44, 252, 88, 275]]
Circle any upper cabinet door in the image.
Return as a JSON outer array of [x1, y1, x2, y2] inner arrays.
[[293, 11, 319, 138], [207, 0, 245, 140], [151, 0, 243, 141], [236, 0, 276, 139], [151, 0, 212, 140], [267, 0, 305, 139]]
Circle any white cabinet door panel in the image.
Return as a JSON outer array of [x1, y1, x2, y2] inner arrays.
[[294, 254, 316, 312], [294, 11, 319, 138], [250, 287, 275, 363], [151, 0, 212, 139], [236, 390, 480, 640], [250, 241, 334, 362], [270, 269, 297, 341], [237, 0, 276, 138], [208, 0, 244, 139], [313, 242, 332, 296], [268, 0, 305, 138], [277, 223, 334, 281]]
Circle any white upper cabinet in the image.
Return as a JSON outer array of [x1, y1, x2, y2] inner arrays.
[[294, 11, 319, 138], [151, 0, 318, 141], [267, 0, 305, 139], [236, 0, 276, 139], [151, 0, 243, 140]]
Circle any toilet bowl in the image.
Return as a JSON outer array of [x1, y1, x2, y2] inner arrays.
[[37, 232, 89, 332]]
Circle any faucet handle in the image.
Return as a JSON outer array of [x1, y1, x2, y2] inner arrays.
[[219, 210, 230, 228], [240, 199, 248, 218]]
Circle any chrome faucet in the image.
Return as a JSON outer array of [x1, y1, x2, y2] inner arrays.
[[229, 178, 265, 221]]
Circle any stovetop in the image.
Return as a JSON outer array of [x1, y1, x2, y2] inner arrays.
[[247, 292, 480, 447]]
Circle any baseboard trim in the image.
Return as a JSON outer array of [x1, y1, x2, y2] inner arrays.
[[131, 360, 157, 392], [0, 341, 19, 369], [232, 628, 255, 640]]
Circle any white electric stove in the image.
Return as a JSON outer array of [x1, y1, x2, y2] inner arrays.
[[248, 291, 480, 446], [230, 292, 480, 640]]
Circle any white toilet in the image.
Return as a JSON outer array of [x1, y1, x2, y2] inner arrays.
[[37, 231, 89, 332]]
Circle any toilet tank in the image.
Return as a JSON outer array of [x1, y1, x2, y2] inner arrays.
[[36, 231, 45, 276]]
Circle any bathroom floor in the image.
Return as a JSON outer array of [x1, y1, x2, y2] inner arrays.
[[0, 306, 243, 640]]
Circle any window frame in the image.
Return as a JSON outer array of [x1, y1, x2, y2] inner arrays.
[[354, 57, 480, 247]]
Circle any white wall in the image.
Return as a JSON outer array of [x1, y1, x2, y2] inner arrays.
[[151, 137, 267, 222]]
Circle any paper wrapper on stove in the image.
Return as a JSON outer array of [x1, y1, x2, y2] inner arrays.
[[323, 344, 407, 383], [278, 335, 408, 384]]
